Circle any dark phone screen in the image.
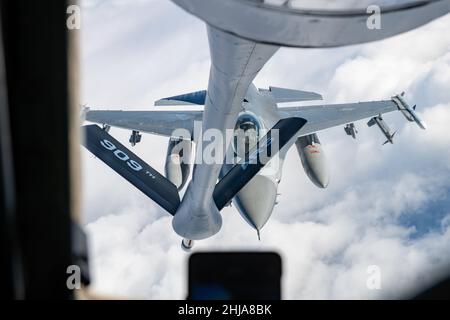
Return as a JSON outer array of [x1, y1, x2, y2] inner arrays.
[[188, 252, 282, 300]]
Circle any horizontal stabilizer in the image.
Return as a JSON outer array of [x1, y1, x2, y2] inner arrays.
[[82, 125, 180, 215], [213, 117, 307, 210], [259, 86, 323, 103], [154, 90, 207, 106]]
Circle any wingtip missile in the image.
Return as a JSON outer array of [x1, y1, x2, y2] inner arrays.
[[417, 118, 427, 130], [392, 94, 427, 130]]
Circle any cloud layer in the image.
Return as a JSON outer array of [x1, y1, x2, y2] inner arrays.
[[81, 0, 450, 299]]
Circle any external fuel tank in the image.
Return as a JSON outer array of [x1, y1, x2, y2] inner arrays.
[[295, 133, 329, 189]]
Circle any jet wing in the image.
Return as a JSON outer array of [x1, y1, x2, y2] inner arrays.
[[84, 110, 203, 138], [279, 99, 398, 136]]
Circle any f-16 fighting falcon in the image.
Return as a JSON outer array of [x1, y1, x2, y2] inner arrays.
[[82, 0, 450, 250]]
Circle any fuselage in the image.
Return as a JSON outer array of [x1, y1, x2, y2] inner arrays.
[[221, 84, 285, 235], [219, 84, 329, 235]]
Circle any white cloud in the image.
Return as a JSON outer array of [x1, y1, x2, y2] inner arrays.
[[81, 1, 450, 299]]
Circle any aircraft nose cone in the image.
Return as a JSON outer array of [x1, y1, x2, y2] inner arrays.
[[234, 175, 277, 231]]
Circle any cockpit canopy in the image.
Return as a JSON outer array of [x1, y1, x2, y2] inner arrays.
[[233, 113, 262, 158]]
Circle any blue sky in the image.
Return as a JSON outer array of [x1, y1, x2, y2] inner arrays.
[[80, 0, 450, 299]]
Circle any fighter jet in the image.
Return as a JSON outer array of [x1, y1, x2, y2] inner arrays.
[[82, 0, 449, 250]]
